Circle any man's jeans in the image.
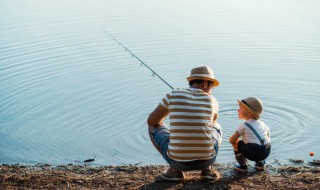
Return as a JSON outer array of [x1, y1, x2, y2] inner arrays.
[[150, 124, 222, 171]]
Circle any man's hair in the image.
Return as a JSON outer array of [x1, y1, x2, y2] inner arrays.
[[189, 80, 214, 86], [189, 80, 204, 86]]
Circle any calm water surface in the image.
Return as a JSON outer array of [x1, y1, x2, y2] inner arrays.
[[0, 0, 319, 165]]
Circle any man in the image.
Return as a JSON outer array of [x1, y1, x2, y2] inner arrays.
[[147, 66, 222, 181]]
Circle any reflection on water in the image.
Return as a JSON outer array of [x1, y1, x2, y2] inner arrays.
[[0, 0, 319, 165]]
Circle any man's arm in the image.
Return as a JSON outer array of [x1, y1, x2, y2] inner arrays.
[[147, 104, 169, 126], [213, 113, 218, 123]]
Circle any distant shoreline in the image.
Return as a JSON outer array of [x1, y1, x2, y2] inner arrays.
[[1, 161, 319, 189]]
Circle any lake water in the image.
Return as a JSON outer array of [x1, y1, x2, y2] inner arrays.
[[0, 0, 319, 166]]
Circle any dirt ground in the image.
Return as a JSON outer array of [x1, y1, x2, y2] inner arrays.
[[1, 160, 320, 190]]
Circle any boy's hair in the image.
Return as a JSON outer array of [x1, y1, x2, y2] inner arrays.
[[242, 105, 258, 119]]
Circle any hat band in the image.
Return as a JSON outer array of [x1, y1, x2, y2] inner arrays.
[[189, 74, 215, 78], [241, 100, 254, 111]]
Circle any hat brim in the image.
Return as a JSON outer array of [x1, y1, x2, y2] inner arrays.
[[237, 99, 260, 119], [187, 76, 220, 87]]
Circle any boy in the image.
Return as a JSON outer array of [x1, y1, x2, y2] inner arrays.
[[229, 97, 271, 172]]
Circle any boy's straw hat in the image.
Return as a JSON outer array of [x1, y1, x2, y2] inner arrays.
[[187, 66, 220, 87], [237, 97, 263, 119]]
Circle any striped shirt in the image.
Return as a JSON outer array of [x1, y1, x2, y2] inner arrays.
[[160, 88, 219, 161]]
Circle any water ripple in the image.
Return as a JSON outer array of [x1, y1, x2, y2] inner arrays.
[[1, 0, 319, 165]]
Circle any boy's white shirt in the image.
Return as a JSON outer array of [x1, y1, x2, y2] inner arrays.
[[236, 119, 271, 144]]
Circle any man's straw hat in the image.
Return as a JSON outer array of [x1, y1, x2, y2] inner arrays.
[[187, 66, 220, 87], [237, 97, 263, 119]]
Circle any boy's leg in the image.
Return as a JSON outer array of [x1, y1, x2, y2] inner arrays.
[[234, 140, 247, 165], [234, 140, 248, 172], [229, 131, 246, 168], [235, 151, 246, 165], [254, 144, 271, 171], [255, 160, 266, 171], [239, 143, 271, 171]]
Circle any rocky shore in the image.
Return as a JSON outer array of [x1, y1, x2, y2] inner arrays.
[[1, 160, 320, 189]]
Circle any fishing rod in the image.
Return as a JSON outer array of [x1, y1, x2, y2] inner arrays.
[[101, 28, 174, 90]]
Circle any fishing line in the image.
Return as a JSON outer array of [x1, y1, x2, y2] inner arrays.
[[101, 28, 174, 90]]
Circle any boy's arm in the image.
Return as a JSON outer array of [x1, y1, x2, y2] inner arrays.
[[229, 132, 240, 144], [229, 132, 240, 151]]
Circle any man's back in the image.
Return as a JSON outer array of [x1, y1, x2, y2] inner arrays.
[[160, 88, 218, 161]]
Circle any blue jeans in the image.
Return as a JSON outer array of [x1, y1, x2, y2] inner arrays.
[[150, 125, 222, 171]]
